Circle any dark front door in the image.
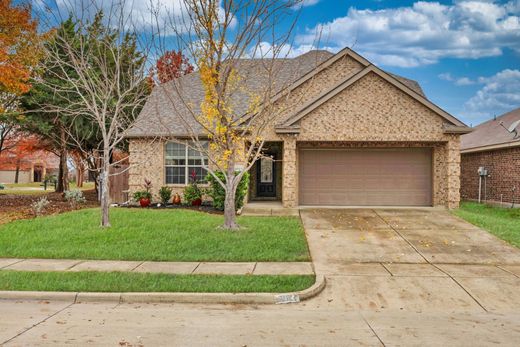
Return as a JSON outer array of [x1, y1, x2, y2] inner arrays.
[[256, 155, 276, 197]]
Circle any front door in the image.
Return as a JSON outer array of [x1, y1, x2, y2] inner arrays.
[[256, 155, 276, 197]]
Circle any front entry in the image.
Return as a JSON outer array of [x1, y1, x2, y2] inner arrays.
[[256, 155, 276, 197]]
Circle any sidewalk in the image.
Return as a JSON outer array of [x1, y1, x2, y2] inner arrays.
[[0, 258, 314, 276]]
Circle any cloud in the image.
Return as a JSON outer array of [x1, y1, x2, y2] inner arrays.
[[463, 69, 520, 121], [292, 0, 320, 10], [438, 73, 476, 85], [294, 0, 520, 67], [37, 0, 236, 34]]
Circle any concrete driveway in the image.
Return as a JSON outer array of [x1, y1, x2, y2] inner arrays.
[[301, 208, 520, 314]]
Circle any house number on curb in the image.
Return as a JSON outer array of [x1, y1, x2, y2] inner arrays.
[[275, 294, 300, 304]]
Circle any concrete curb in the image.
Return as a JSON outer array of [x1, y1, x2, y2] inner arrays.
[[0, 275, 326, 305]]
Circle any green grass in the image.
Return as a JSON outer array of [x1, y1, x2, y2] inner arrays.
[[0, 271, 315, 293], [0, 182, 94, 195], [0, 208, 309, 262], [453, 202, 520, 248]]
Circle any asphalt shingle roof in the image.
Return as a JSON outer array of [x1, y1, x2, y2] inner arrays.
[[127, 50, 426, 137], [461, 107, 520, 151]]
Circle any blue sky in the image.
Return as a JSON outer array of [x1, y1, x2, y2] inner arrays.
[[33, 0, 520, 126], [289, 0, 520, 126]]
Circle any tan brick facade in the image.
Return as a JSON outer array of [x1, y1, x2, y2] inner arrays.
[[129, 52, 464, 208]]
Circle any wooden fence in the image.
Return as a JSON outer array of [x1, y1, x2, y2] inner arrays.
[[109, 164, 129, 204]]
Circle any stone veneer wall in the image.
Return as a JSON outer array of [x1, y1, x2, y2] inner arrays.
[[461, 147, 520, 204]]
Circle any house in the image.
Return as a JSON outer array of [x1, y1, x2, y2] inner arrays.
[[460, 107, 520, 206], [0, 145, 59, 184], [126, 48, 470, 208]]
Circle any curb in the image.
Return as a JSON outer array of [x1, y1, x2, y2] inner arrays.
[[0, 275, 326, 305]]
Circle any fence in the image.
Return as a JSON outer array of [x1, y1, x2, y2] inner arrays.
[[109, 164, 129, 204]]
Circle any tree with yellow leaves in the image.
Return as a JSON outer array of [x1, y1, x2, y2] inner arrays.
[[154, 0, 307, 229]]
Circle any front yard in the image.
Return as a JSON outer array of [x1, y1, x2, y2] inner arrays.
[[0, 208, 310, 262], [453, 202, 520, 248], [0, 208, 312, 293]]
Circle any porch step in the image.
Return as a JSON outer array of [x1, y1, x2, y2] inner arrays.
[[241, 202, 299, 216]]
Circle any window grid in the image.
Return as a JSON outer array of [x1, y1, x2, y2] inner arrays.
[[165, 142, 208, 185]]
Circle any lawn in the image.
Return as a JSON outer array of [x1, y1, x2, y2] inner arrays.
[[453, 202, 520, 248], [0, 208, 310, 262], [0, 182, 94, 195], [0, 271, 315, 293]]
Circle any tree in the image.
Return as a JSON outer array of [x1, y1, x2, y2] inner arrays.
[[0, 0, 44, 113], [0, 132, 47, 183], [149, 50, 194, 85], [155, 0, 303, 229], [0, 115, 18, 156], [20, 18, 80, 193], [31, 7, 150, 227]]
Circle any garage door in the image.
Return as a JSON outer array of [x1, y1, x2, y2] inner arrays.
[[299, 148, 432, 206]]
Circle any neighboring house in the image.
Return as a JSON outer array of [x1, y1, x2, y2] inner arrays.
[[0, 146, 59, 184], [127, 48, 470, 208], [460, 107, 520, 206]]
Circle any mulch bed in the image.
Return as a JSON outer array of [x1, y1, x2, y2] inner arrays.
[[0, 190, 99, 225], [122, 202, 223, 215]]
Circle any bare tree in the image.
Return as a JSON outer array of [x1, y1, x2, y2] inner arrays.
[[33, 1, 152, 227], [148, 0, 317, 229]]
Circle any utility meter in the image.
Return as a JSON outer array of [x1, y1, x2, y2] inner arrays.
[[478, 167, 488, 176]]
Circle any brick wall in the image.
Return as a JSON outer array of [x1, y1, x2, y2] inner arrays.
[[461, 147, 520, 204]]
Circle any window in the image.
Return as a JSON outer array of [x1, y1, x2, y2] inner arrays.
[[165, 142, 208, 184]]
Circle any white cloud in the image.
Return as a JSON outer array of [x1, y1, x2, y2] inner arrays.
[[438, 73, 476, 85], [463, 69, 520, 121], [39, 0, 236, 34], [455, 77, 476, 86], [292, 0, 320, 10], [294, 0, 520, 67]]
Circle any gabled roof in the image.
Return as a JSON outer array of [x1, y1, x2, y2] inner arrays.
[[127, 50, 333, 138], [275, 49, 468, 133], [127, 48, 448, 138], [461, 107, 520, 153]]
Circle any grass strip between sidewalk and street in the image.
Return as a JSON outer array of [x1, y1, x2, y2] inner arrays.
[[453, 202, 520, 248], [0, 271, 315, 293]]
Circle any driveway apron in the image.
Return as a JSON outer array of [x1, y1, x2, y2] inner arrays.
[[301, 208, 520, 314]]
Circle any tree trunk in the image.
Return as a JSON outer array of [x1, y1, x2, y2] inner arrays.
[[100, 151, 111, 227], [14, 159, 20, 183], [76, 166, 84, 188], [56, 149, 69, 192], [56, 128, 69, 193], [223, 164, 239, 230]]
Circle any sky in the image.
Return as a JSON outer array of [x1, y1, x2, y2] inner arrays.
[[32, 0, 520, 126], [289, 0, 520, 126]]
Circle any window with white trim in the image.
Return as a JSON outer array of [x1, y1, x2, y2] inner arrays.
[[165, 142, 208, 184]]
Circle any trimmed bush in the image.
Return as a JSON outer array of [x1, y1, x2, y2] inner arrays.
[[158, 186, 172, 205], [206, 171, 249, 211]]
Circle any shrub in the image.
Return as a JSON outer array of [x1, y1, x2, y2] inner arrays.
[[64, 189, 86, 208], [206, 171, 249, 211], [0, 183, 4, 190], [158, 186, 172, 205], [183, 170, 204, 204], [183, 183, 203, 204], [31, 196, 50, 216], [133, 178, 153, 201]]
